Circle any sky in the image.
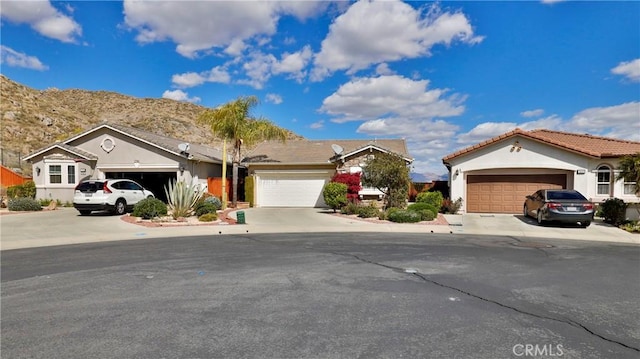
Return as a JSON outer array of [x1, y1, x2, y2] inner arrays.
[[1, 0, 639, 178]]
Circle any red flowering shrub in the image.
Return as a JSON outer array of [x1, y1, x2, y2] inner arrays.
[[331, 172, 362, 202]]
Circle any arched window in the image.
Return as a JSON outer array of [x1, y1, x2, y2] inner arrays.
[[596, 165, 612, 196]]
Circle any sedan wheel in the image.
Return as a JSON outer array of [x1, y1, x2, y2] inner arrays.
[[580, 221, 591, 228], [536, 210, 545, 226], [523, 205, 529, 218]]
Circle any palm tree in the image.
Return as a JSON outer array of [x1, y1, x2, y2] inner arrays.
[[197, 96, 288, 207], [616, 153, 640, 195]]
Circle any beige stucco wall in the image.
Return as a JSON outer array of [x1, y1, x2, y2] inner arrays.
[[447, 136, 639, 213]]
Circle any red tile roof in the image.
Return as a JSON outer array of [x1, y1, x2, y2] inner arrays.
[[443, 128, 640, 162]]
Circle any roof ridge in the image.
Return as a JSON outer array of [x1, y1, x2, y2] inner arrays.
[[530, 128, 640, 145]]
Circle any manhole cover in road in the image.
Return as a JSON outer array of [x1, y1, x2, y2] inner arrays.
[[511, 242, 554, 248]]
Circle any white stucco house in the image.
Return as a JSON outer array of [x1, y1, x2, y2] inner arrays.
[[23, 123, 229, 203], [442, 129, 640, 218]]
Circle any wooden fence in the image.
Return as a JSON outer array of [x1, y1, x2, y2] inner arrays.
[[1, 165, 31, 188]]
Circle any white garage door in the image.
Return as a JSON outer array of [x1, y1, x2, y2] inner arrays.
[[256, 171, 332, 207]]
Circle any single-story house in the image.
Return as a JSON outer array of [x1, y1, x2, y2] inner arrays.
[[23, 123, 229, 203], [242, 139, 413, 207], [442, 128, 640, 218]]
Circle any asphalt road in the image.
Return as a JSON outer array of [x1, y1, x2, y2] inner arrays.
[[2, 233, 639, 359]]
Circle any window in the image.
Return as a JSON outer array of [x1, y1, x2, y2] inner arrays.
[[67, 165, 75, 184], [596, 165, 611, 195], [49, 165, 62, 184], [624, 180, 637, 195]]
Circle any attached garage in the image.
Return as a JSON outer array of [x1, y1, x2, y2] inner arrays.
[[255, 170, 333, 207], [467, 174, 566, 213]]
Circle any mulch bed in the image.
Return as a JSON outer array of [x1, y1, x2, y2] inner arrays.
[[331, 212, 450, 225], [120, 208, 238, 227]]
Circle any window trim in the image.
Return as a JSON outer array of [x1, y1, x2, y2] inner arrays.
[[43, 159, 78, 187], [596, 164, 612, 196]]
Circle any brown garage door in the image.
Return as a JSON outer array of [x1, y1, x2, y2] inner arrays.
[[467, 174, 566, 214]]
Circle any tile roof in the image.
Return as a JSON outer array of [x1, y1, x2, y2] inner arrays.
[[443, 128, 640, 162], [243, 139, 411, 165]]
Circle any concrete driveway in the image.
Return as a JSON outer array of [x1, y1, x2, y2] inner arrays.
[[0, 207, 637, 251]]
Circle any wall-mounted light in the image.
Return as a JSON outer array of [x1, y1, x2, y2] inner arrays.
[[35, 167, 41, 176], [133, 160, 140, 168], [576, 169, 586, 175], [179, 165, 185, 175], [454, 168, 461, 176]]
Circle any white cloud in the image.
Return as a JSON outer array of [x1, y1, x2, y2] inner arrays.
[[171, 66, 230, 88], [265, 93, 283, 105], [611, 58, 640, 82], [237, 52, 277, 89], [357, 118, 458, 141], [375, 63, 395, 76], [312, 1, 483, 80], [272, 45, 313, 82], [0, 0, 81, 43], [456, 122, 518, 145], [162, 89, 201, 103], [123, 0, 327, 58], [569, 102, 640, 140], [320, 75, 465, 122], [520, 109, 544, 118], [0, 46, 48, 70], [310, 120, 324, 130]]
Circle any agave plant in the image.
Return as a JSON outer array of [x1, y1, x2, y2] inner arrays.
[[164, 179, 205, 219]]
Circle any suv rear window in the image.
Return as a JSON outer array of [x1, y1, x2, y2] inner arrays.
[[76, 181, 105, 192]]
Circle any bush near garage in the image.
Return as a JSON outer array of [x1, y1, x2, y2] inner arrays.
[[415, 191, 444, 209], [132, 197, 168, 219], [356, 202, 380, 218], [198, 212, 218, 222], [387, 209, 421, 223], [195, 202, 219, 217], [324, 182, 348, 213], [8, 197, 42, 211], [408, 202, 438, 215], [597, 198, 627, 225], [441, 197, 463, 214], [7, 181, 36, 199], [331, 172, 362, 202]]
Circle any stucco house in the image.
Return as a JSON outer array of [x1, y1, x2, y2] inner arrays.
[[23, 123, 228, 203], [242, 139, 413, 207], [442, 129, 640, 218]]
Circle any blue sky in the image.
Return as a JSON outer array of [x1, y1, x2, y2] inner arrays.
[[1, 0, 639, 177]]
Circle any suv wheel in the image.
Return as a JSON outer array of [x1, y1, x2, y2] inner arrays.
[[79, 210, 91, 216], [114, 199, 126, 215]]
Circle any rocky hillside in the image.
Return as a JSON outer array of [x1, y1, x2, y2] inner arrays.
[[0, 75, 300, 173]]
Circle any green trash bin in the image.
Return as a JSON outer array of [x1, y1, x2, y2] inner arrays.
[[236, 210, 246, 224]]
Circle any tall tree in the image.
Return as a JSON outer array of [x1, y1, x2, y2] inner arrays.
[[197, 96, 288, 207], [361, 152, 411, 209], [616, 153, 640, 195]]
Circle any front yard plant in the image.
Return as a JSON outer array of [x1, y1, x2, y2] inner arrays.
[[198, 212, 218, 222], [164, 179, 205, 219], [132, 197, 167, 219], [8, 197, 42, 211], [597, 198, 627, 225], [7, 181, 36, 199], [387, 209, 421, 223], [416, 191, 444, 209], [362, 152, 410, 209], [323, 182, 348, 212]]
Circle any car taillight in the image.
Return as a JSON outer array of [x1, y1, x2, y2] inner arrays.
[[103, 182, 112, 194], [582, 203, 594, 210], [546, 202, 562, 209]]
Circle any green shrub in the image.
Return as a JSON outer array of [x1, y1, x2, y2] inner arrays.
[[408, 202, 438, 214], [416, 191, 444, 209], [341, 201, 360, 215], [417, 209, 436, 221], [8, 197, 42, 211], [195, 202, 219, 217], [357, 203, 380, 218], [164, 179, 205, 219], [387, 209, 421, 223], [441, 197, 463, 214], [323, 182, 348, 212], [132, 197, 168, 219], [597, 198, 627, 225], [7, 181, 36, 199], [204, 196, 222, 210], [620, 221, 640, 233], [198, 212, 218, 222], [245, 176, 254, 208]]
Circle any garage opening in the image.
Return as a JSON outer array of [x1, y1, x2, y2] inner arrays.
[[467, 174, 566, 214], [105, 172, 177, 202]]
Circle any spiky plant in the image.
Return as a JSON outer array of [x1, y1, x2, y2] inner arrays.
[[164, 179, 205, 219]]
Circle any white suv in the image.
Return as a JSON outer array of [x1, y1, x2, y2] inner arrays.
[[73, 179, 155, 215]]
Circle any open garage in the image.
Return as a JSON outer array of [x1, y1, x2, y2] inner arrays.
[[104, 172, 177, 202], [466, 174, 566, 213]]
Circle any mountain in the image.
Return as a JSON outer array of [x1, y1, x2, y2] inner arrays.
[[410, 172, 449, 182], [0, 75, 301, 173]]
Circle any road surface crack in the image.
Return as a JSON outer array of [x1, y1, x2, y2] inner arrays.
[[333, 251, 640, 353]]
